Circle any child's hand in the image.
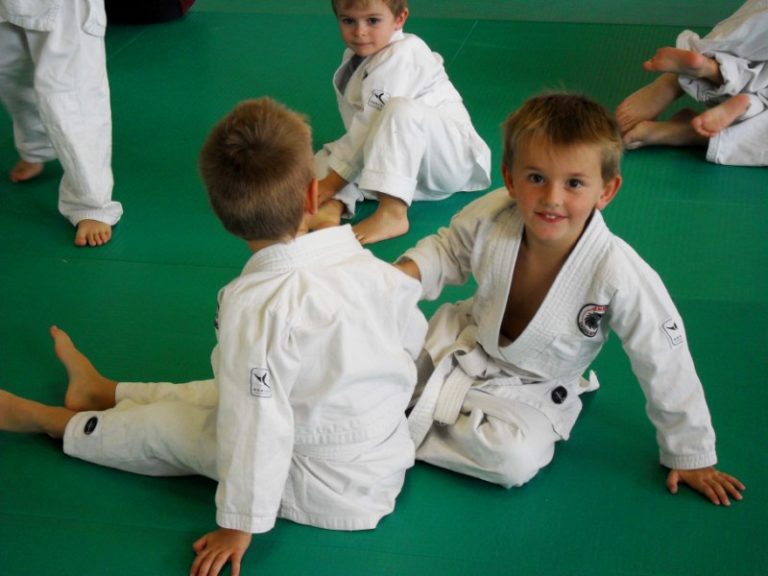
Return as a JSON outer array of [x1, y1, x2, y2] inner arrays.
[[190, 528, 252, 576], [666, 466, 745, 506]]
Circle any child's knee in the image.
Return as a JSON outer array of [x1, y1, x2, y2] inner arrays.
[[379, 97, 423, 126], [490, 441, 555, 488]]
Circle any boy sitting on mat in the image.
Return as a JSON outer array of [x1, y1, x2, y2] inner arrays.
[[0, 98, 427, 576], [396, 92, 745, 505], [616, 0, 768, 166], [311, 0, 492, 244]]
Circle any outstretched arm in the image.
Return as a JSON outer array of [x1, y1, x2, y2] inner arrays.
[[666, 466, 745, 506], [394, 257, 421, 281], [190, 528, 252, 576]]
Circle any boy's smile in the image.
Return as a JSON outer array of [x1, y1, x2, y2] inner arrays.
[[336, 1, 409, 58], [504, 134, 620, 252]]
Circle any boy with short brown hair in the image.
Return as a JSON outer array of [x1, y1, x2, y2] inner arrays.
[[0, 97, 427, 576], [313, 0, 491, 243]]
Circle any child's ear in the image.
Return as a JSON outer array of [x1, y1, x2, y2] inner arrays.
[[305, 179, 319, 215], [395, 8, 409, 29], [597, 175, 621, 210], [502, 165, 516, 199]]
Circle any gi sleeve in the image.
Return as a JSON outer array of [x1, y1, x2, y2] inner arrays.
[[212, 289, 300, 533], [607, 241, 717, 470], [399, 191, 493, 300]]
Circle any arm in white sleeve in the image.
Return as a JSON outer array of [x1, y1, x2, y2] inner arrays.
[[213, 294, 299, 534], [400, 191, 493, 300], [607, 242, 717, 470]]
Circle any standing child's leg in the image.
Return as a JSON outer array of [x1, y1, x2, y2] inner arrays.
[[0, 23, 55, 184], [10, 159, 44, 182]]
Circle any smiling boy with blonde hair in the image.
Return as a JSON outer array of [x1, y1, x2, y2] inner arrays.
[[397, 92, 744, 507]]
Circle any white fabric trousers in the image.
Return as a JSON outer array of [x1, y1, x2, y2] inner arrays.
[[316, 98, 488, 215], [63, 379, 219, 478], [676, 3, 768, 166], [0, 0, 122, 224]]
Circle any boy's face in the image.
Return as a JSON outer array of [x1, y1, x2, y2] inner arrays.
[[503, 134, 620, 252], [336, 1, 409, 58]]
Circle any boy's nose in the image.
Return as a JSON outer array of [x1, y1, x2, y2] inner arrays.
[[541, 184, 563, 206]]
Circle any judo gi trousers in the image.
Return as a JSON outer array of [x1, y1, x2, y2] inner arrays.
[[0, 0, 123, 225], [676, 6, 768, 166], [316, 98, 489, 215], [63, 379, 414, 531]]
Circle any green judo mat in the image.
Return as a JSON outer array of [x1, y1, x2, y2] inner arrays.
[[0, 1, 765, 575]]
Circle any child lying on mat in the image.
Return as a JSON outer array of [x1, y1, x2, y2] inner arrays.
[[396, 92, 745, 505], [0, 98, 427, 576], [616, 0, 768, 166]]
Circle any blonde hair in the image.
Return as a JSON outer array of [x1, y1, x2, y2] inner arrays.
[[502, 93, 623, 182], [331, 0, 408, 17], [199, 98, 314, 241]]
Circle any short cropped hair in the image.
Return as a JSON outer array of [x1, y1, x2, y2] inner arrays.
[[199, 98, 313, 242], [331, 0, 408, 17], [502, 93, 623, 182]]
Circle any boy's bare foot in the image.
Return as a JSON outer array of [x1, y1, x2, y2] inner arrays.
[[691, 94, 751, 138], [643, 47, 722, 83], [352, 195, 409, 245], [0, 389, 72, 437], [75, 219, 112, 247], [616, 73, 683, 133], [51, 326, 117, 412], [9, 159, 43, 183], [307, 199, 344, 231], [624, 109, 707, 149]]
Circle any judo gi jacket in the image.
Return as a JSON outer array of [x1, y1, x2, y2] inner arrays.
[[317, 30, 491, 211], [402, 189, 718, 487], [64, 226, 427, 533]]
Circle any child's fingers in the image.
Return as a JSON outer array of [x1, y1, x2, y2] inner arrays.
[[720, 472, 746, 491], [665, 470, 680, 494], [704, 480, 730, 506]]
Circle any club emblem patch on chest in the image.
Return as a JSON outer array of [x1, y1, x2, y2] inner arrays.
[[250, 368, 272, 398], [577, 304, 608, 337]]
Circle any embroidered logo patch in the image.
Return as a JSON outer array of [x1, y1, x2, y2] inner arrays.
[[577, 304, 608, 337], [662, 318, 685, 347], [250, 368, 272, 398], [368, 89, 390, 110]]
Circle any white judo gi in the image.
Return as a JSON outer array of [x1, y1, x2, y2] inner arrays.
[[401, 189, 717, 488], [316, 30, 491, 215], [63, 226, 428, 533], [0, 0, 122, 225], [676, 0, 768, 166]]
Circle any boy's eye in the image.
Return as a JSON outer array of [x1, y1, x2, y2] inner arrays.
[[367, 17, 381, 25], [527, 173, 544, 184], [567, 179, 584, 189], [340, 17, 355, 25]]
